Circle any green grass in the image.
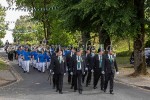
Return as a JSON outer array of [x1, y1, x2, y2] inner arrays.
[[116, 56, 132, 67], [117, 51, 132, 57], [0, 60, 8, 70]]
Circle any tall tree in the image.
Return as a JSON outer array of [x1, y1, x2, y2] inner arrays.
[[13, 15, 44, 44], [0, 5, 7, 39], [133, 0, 148, 75], [13, 0, 57, 41]]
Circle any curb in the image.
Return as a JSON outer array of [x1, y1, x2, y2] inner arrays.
[[0, 57, 22, 88], [0, 79, 17, 87], [0, 69, 17, 88], [115, 78, 150, 91]]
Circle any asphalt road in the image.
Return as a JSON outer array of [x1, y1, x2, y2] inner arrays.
[[0, 52, 150, 100]]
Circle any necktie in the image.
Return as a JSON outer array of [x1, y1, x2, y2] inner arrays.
[[77, 56, 81, 70], [110, 55, 112, 63], [71, 52, 72, 57], [58, 56, 61, 63], [99, 55, 102, 68]]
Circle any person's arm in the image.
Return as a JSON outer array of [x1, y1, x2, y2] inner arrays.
[[50, 57, 54, 71], [114, 58, 118, 72], [70, 57, 74, 73], [64, 57, 67, 73], [93, 55, 97, 70]]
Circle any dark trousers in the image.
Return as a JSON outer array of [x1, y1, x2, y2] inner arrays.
[[71, 75, 75, 88], [86, 70, 92, 85], [82, 71, 87, 83], [53, 74, 56, 88], [74, 70, 83, 91], [8, 53, 13, 61], [14, 51, 17, 59], [104, 72, 114, 92], [55, 74, 64, 92], [68, 70, 72, 83], [94, 69, 104, 90]]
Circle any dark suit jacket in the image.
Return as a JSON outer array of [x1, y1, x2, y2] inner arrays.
[[51, 56, 66, 74], [49, 53, 56, 70], [71, 55, 85, 75], [104, 54, 118, 74], [84, 53, 90, 69], [93, 54, 105, 71], [66, 52, 75, 70], [87, 54, 95, 70]]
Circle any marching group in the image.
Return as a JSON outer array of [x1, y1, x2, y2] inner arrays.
[[6, 44, 119, 95]]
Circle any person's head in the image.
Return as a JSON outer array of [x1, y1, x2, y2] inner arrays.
[[86, 47, 90, 54], [21, 46, 24, 50], [76, 48, 82, 56], [18, 46, 21, 50], [71, 47, 76, 53], [90, 47, 95, 53], [98, 48, 104, 55], [56, 46, 62, 56], [41, 48, 45, 54], [25, 47, 28, 51], [57, 50, 62, 56], [107, 47, 113, 55]]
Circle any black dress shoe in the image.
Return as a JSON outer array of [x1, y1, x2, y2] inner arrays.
[[93, 87, 97, 89], [70, 86, 73, 89], [110, 91, 114, 95], [74, 90, 77, 92], [53, 85, 55, 89], [23, 71, 26, 73], [104, 89, 106, 93], [56, 89, 59, 92], [79, 90, 82, 94], [59, 91, 63, 94]]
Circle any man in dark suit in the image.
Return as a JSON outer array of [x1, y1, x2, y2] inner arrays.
[[71, 48, 85, 94], [51, 47, 66, 94], [86, 47, 95, 87], [50, 50, 57, 89], [82, 47, 90, 83], [103, 48, 119, 94], [93, 48, 105, 90], [66, 47, 76, 84]]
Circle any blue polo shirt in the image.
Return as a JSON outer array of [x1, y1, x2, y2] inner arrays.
[[46, 54, 51, 62], [50, 48, 54, 55], [38, 53, 46, 63], [32, 51, 38, 60], [20, 50, 25, 56], [17, 50, 21, 55], [23, 51, 31, 61], [67, 50, 71, 56]]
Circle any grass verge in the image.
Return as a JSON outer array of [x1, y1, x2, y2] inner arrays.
[[0, 59, 8, 70]]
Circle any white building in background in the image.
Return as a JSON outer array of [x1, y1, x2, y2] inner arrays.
[[0, 0, 28, 44]]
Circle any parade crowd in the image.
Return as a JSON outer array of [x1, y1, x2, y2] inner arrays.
[[6, 44, 119, 95]]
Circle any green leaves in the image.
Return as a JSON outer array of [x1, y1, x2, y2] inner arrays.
[[0, 5, 7, 39], [13, 16, 43, 44]]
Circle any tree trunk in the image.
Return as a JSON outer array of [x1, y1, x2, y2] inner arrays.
[[133, 0, 147, 75], [127, 38, 131, 51], [82, 31, 91, 49], [99, 29, 111, 51]]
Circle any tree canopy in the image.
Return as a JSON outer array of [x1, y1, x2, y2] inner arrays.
[[0, 4, 7, 39]]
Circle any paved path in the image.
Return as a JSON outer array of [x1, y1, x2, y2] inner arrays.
[[0, 52, 150, 100]]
